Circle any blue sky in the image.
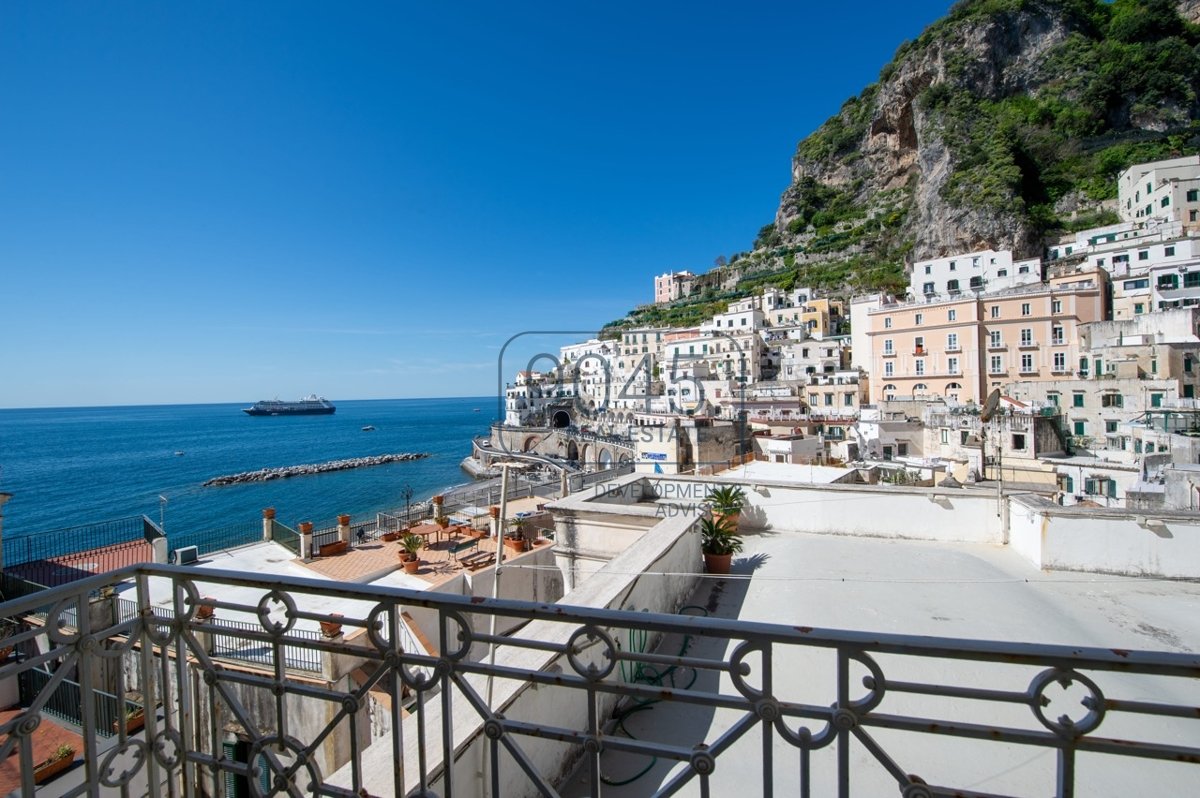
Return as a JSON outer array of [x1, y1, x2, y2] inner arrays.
[[0, 1, 951, 408]]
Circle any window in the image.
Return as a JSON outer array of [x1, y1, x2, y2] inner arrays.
[[923, 282, 935, 295], [1053, 352, 1066, 371], [1052, 325, 1064, 344], [1020, 328, 1033, 346], [884, 317, 892, 329], [940, 429, 949, 444], [1018, 265, 1030, 274], [1188, 189, 1198, 202], [997, 269, 1008, 277], [1139, 250, 1150, 260], [1192, 210, 1198, 222], [990, 355, 1002, 374], [898, 443, 909, 456], [1151, 392, 1163, 407], [1187, 272, 1200, 289], [948, 356, 959, 374], [1074, 421, 1086, 436], [914, 336, 925, 352], [844, 393, 853, 406], [1123, 278, 1149, 290], [1021, 353, 1034, 372], [1135, 303, 1145, 315], [1166, 246, 1176, 257], [948, 309, 957, 321], [1162, 196, 1170, 208], [947, 279, 960, 293], [989, 330, 1002, 347], [1146, 181, 1152, 194], [990, 306, 999, 319], [824, 393, 833, 406], [1158, 274, 1179, 290], [884, 362, 894, 377], [915, 313, 924, 325], [740, 318, 747, 326], [1021, 303, 1031, 316], [1101, 393, 1123, 408], [947, 333, 959, 350], [1113, 254, 1129, 264], [949, 261, 956, 271], [1073, 393, 1085, 408], [1063, 475, 1074, 493], [1052, 299, 1062, 314], [1048, 392, 1059, 405], [1012, 433, 1026, 450], [924, 265, 931, 274], [1106, 420, 1118, 433], [969, 276, 983, 290], [1187, 356, 1194, 374], [915, 360, 925, 376]]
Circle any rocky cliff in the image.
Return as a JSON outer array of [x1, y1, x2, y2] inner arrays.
[[603, 0, 1200, 335]]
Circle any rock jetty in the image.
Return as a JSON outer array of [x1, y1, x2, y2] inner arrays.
[[203, 453, 431, 487]]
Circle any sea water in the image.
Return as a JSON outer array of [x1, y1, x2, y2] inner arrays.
[[0, 397, 497, 541]]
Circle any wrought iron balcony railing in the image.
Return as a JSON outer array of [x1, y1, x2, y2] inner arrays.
[[0, 562, 1197, 796]]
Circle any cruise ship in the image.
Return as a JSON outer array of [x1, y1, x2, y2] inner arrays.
[[242, 395, 336, 416]]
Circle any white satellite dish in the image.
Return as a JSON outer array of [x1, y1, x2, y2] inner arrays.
[[979, 389, 1001, 423]]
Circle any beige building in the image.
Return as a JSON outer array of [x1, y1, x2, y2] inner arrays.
[[865, 275, 1107, 404]]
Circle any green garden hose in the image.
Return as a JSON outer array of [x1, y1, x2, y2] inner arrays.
[[601, 604, 709, 786]]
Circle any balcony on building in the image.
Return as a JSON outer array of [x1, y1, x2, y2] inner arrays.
[[1, 473, 1199, 796]]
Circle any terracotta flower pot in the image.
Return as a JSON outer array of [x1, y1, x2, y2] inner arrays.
[[403, 559, 420, 574], [399, 550, 415, 562], [703, 552, 733, 575], [195, 598, 215, 620], [338, 514, 351, 526], [320, 613, 344, 638], [382, 532, 399, 542], [34, 754, 73, 784]]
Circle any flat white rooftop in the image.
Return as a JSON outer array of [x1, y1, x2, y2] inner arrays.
[[720, 460, 856, 484], [563, 529, 1200, 796]]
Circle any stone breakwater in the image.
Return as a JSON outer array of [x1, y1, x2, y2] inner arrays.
[[203, 453, 431, 487]]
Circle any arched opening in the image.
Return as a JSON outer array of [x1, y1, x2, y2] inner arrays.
[[599, 449, 613, 468], [566, 441, 579, 461], [552, 410, 571, 429], [522, 436, 540, 452], [581, 443, 592, 465], [883, 383, 897, 401]]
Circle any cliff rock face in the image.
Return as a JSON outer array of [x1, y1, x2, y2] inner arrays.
[[603, 0, 1200, 334], [765, 0, 1200, 288]]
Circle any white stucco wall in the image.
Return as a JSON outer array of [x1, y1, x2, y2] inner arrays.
[[1009, 496, 1200, 577]]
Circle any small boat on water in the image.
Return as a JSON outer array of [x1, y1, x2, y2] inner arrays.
[[362, 425, 376, 431], [243, 395, 336, 416], [473, 408, 481, 412]]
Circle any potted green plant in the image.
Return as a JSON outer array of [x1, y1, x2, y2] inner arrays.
[[400, 533, 424, 573], [700, 515, 743, 575], [505, 518, 529, 553], [706, 485, 747, 529], [114, 705, 145, 734], [34, 744, 75, 783]]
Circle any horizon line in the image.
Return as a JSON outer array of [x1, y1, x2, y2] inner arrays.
[[0, 394, 502, 412]]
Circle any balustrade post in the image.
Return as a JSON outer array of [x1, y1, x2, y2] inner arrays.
[[299, 521, 313, 560], [262, 507, 276, 542], [337, 514, 351, 544]]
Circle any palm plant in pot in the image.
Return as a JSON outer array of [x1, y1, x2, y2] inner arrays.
[[706, 485, 747, 530], [400, 533, 424, 573], [700, 515, 743, 575]]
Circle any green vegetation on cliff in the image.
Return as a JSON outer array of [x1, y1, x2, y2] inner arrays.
[[602, 0, 1200, 337]]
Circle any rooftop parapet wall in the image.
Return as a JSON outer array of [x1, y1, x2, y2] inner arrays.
[[1009, 495, 1200, 578]]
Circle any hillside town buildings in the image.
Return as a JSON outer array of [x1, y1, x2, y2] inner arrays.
[[488, 156, 1200, 512]]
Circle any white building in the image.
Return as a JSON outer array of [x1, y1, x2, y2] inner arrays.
[[909, 249, 1041, 301], [1117, 155, 1200, 228]]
